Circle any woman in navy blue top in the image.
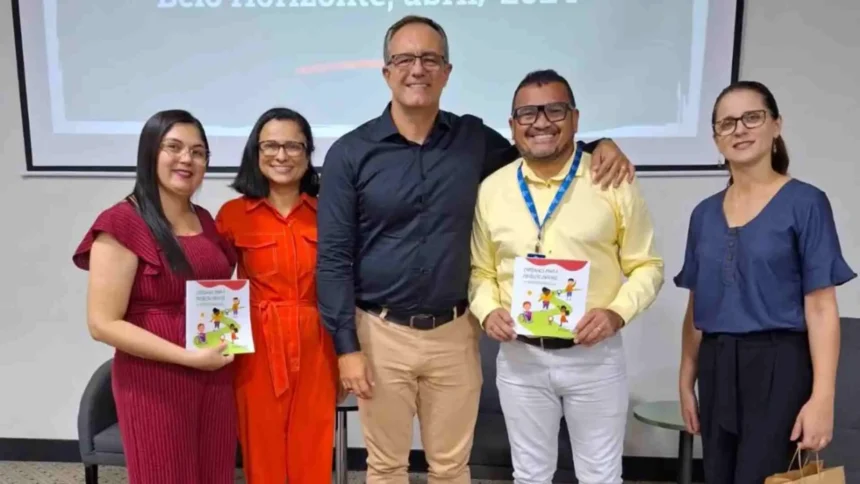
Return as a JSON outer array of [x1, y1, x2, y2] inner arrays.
[[675, 81, 856, 484]]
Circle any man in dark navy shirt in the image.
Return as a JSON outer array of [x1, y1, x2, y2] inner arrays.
[[316, 15, 635, 483]]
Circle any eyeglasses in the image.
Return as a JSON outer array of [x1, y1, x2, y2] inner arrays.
[[161, 141, 208, 164], [512, 102, 574, 126], [713, 109, 768, 136], [259, 140, 306, 157], [386, 53, 446, 71]]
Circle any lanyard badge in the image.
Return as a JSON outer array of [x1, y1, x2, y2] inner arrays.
[[517, 144, 583, 256]]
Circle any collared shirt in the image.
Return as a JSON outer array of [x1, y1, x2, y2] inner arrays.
[[673, 179, 856, 333], [215, 194, 327, 397], [316, 104, 601, 355], [215, 194, 319, 305], [469, 149, 664, 327]]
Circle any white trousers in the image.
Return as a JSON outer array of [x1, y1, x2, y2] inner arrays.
[[496, 333, 629, 484]]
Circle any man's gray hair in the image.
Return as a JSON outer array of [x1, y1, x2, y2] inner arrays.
[[382, 15, 450, 63]]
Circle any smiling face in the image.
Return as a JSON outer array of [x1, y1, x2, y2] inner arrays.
[[156, 123, 207, 198], [257, 119, 309, 189], [382, 22, 451, 110], [712, 88, 782, 167], [510, 81, 578, 163]]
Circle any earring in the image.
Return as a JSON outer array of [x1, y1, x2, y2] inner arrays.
[[773, 143, 777, 153]]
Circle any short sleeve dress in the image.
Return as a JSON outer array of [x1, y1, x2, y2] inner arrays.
[[73, 200, 238, 484]]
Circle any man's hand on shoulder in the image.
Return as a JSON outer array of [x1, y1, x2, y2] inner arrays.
[[338, 352, 374, 399], [573, 308, 624, 347], [590, 139, 636, 190], [484, 308, 517, 342]]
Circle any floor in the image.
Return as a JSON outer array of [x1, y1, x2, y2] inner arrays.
[[0, 462, 668, 483]]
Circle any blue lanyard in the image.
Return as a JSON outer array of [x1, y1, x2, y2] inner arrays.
[[517, 144, 583, 254]]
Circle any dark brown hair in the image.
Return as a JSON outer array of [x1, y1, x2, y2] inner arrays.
[[230, 107, 319, 199], [511, 69, 576, 113], [712, 81, 789, 184], [129, 109, 209, 275]]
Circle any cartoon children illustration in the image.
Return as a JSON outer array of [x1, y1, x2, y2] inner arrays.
[[211, 308, 223, 330], [231, 325, 239, 343], [231, 297, 240, 316], [540, 287, 552, 309], [196, 323, 207, 344], [559, 306, 570, 326], [521, 301, 533, 323], [564, 278, 576, 299]]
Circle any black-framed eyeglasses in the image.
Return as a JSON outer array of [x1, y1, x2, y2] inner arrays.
[[259, 140, 306, 157], [386, 53, 446, 71], [512, 102, 574, 126], [160, 141, 208, 164], [713, 109, 768, 136]]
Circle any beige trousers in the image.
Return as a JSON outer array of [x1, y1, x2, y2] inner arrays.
[[355, 308, 483, 484]]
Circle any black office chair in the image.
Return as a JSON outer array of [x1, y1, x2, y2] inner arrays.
[[77, 359, 125, 484], [820, 317, 860, 482], [77, 358, 246, 483]]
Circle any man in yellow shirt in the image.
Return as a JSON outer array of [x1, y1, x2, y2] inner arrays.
[[469, 69, 664, 484]]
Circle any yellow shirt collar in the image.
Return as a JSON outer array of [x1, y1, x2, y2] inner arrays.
[[519, 148, 588, 184]]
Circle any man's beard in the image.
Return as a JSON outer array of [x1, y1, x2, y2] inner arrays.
[[520, 138, 574, 164]]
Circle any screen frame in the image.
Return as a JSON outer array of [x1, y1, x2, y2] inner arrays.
[[12, 0, 745, 175]]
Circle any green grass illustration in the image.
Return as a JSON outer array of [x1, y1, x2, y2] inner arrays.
[[193, 315, 251, 354], [517, 292, 577, 339]]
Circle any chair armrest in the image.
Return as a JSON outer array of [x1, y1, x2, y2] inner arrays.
[[77, 359, 117, 459]]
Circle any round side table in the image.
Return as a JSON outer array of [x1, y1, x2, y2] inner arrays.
[[632, 400, 695, 484], [335, 394, 359, 484]]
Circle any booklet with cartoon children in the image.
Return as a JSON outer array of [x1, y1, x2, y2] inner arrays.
[[185, 280, 255, 355], [509, 257, 591, 339]]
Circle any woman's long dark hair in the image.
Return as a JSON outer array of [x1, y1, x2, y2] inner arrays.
[[712, 81, 790, 185], [230, 107, 320, 198], [128, 109, 209, 275]]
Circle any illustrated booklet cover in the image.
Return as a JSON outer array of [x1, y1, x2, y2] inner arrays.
[[509, 258, 591, 340], [185, 279, 254, 355]]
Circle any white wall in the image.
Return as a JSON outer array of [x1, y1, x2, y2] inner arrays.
[[1, 0, 858, 459]]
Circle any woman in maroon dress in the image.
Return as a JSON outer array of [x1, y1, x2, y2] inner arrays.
[[73, 110, 238, 484]]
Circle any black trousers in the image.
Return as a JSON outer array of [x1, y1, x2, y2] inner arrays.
[[698, 330, 813, 484]]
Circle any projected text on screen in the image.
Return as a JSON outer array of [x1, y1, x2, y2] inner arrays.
[[157, 0, 583, 10], [15, 0, 741, 171]]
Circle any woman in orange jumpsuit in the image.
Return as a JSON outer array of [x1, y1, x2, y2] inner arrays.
[[216, 107, 340, 484]]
